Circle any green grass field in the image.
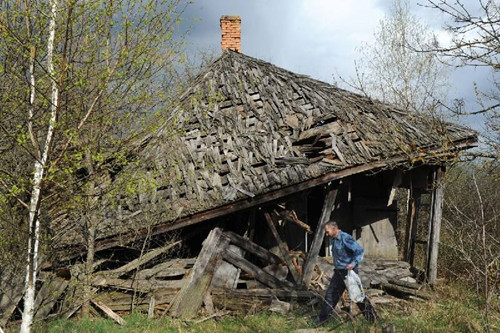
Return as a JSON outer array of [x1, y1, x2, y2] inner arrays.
[[29, 282, 499, 333]]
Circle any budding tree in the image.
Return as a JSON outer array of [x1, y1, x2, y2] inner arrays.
[[337, 0, 448, 114], [0, 0, 187, 331]]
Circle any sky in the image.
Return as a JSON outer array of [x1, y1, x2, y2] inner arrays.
[[178, 0, 493, 132]]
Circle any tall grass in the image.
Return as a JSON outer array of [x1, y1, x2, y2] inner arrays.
[[29, 282, 499, 333]]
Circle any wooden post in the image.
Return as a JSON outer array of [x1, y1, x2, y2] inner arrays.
[[426, 167, 445, 284], [169, 228, 229, 319], [404, 188, 422, 265], [301, 182, 338, 286], [263, 210, 301, 283]]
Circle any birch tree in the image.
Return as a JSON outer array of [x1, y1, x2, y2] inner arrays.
[[20, 1, 60, 331]]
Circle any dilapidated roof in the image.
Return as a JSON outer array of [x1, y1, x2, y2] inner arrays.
[[55, 50, 477, 256]]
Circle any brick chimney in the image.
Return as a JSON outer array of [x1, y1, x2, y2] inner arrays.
[[220, 15, 241, 53]]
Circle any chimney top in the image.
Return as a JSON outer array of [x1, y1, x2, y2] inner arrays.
[[220, 15, 241, 53]]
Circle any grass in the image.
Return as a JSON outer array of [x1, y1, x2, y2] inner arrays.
[[29, 282, 499, 333]]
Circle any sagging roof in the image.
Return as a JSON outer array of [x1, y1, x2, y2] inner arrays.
[[55, 50, 477, 256]]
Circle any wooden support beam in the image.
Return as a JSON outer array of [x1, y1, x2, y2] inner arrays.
[[403, 188, 422, 264], [169, 228, 229, 319], [224, 231, 281, 265], [263, 210, 301, 284], [426, 167, 445, 284], [302, 183, 338, 286], [222, 247, 294, 290]]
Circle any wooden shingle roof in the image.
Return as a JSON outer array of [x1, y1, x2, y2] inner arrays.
[[56, 50, 477, 255]]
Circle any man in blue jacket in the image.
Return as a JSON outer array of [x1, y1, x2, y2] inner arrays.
[[315, 220, 378, 325]]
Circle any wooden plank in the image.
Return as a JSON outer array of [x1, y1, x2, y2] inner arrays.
[[103, 240, 182, 276], [224, 230, 281, 265], [148, 296, 156, 318], [426, 167, 445, 284], [263, 211, 301, 283], [222, 248, 294, 290], [34, 277, 69, 320], [91, 300, 126, 325], [302, 183, 338, 286], [60, 138, 477, 260], [169, 228, 229, 319]]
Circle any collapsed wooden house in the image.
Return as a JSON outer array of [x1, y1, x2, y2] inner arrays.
[[1, 15, 478, 325]]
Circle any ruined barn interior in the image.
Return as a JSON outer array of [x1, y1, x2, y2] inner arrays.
[[0, 44, 477, 325]]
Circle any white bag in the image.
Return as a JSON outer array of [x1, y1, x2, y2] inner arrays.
[[344, 270, 365, 303]]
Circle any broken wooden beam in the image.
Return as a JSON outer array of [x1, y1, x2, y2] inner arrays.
[[224, 230, 281, 265], [302, 183, 338, 286], [169, 228, 229, 319], [223, 248, 294, 290]]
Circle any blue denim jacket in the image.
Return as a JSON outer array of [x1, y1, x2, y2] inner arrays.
[[331, 231, 364, 269]]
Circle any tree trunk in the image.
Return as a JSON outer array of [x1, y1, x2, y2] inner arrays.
[[20, 1, 59, 332]]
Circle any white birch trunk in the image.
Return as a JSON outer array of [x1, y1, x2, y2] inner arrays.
[[20, 1, 59, 332]]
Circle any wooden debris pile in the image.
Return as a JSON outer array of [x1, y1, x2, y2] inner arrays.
[[310, 257, 431, 303]]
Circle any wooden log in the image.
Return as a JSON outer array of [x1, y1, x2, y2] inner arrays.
[[302, 183, 338, 286], [426, 167, 445, 285], [169, 228, 229, 319], [224, 230, 281, 265], [91, 300, 126, 325], [34, 276, 69, 320], [263, 210, 301, 283], [223, 248, 294, 290]]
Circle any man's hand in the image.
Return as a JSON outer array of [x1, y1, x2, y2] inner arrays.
[[346, 264, 354, 270]]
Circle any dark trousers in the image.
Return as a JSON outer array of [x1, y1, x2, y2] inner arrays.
[[318, 268, 378, 323]]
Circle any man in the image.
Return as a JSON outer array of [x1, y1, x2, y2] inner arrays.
[[315, 220, 378, 325]]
